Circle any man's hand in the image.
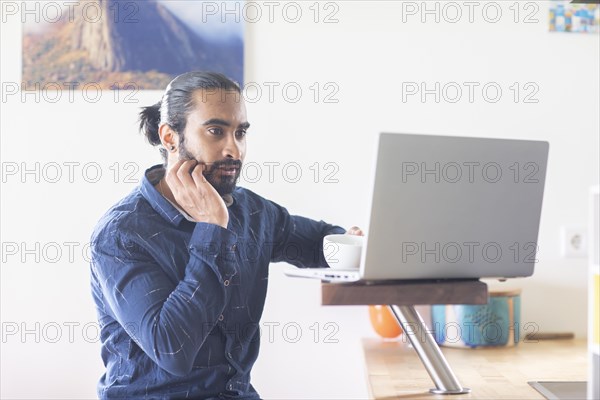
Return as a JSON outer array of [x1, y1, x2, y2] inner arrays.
[[346, 226, 364, 236], [165, 159, 229, 229]]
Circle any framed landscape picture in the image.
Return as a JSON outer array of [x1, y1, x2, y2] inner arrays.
[[22, 0, 244, 90]]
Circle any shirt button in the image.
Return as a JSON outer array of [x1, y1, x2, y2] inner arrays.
[[231, 244, 237, 251], [227, 352, 232, 358], [218, 314, 224, 321], [223, 279, 230, 286], [227, 383, 233, 390]]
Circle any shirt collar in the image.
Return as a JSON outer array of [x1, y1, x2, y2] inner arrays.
[[140, 164, 235, 227]]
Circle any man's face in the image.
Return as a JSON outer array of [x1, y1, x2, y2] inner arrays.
[[177, 89, 249, 195]]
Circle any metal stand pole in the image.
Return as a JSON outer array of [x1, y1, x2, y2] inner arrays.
[[389, 305, 471, 395]]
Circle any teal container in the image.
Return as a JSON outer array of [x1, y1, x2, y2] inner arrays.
[[432, 289, 521, 348]]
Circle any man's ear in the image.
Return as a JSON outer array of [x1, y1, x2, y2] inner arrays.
[[158, 123, 178, 152]]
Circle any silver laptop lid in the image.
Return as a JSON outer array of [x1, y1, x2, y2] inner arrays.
[[360, 133, 549, 280]]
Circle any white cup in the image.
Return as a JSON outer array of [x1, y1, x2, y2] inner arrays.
[[323, 234, 364, 270]]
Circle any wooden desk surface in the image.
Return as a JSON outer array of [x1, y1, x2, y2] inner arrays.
[[363, 338, 587, 399], [322, 279, 488, 306]]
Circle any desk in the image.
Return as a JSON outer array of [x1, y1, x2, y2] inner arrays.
[[362, 338, 587, 399], [322, 279, 488, 394]]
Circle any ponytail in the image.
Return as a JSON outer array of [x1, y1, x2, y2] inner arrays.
[[138, 100, 162, 146]]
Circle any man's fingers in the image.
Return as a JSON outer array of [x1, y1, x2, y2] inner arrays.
[[167, 159, 185, 175], [191, 162, 209, 185], [165, 159, 185, 186], [165, 160, 196, 209], [161, 159, 228, 226], [347, 226, 364, 236], [191, 163, 220, 199], [176, 159, 198, 187], [177, 159, 197, 176]]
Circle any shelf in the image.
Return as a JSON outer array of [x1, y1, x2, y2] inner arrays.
[[321, 279, 488, 306]]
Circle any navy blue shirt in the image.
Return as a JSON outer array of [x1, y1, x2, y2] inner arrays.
[[89, 164, 346, 399]]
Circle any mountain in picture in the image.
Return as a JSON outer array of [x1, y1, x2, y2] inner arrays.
[[22, 0, 244, 90]]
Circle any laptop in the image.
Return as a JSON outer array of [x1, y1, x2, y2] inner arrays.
[[284, 132, 549, 283]]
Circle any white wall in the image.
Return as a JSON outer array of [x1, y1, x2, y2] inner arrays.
[[1, 1, 598, 399]]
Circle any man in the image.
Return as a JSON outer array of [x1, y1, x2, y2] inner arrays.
[[89, 71, 363, 399]]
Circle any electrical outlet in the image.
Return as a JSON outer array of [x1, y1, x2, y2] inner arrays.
[[560, 226, 588, 258]]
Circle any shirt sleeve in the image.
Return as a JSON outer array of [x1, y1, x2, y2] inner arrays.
[[90, 222, 238, 377], [268, 200, 347, 268]]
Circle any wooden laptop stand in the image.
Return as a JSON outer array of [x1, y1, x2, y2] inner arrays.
[[321, 279, 488, 395]]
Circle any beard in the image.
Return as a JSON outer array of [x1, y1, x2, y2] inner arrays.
[[179, 142, 242, 196]]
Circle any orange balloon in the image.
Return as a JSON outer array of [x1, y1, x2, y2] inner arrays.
[[369, 305, 403, 339]]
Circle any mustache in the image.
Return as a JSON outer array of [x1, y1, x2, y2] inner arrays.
[[205, 159, 242, 172]]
